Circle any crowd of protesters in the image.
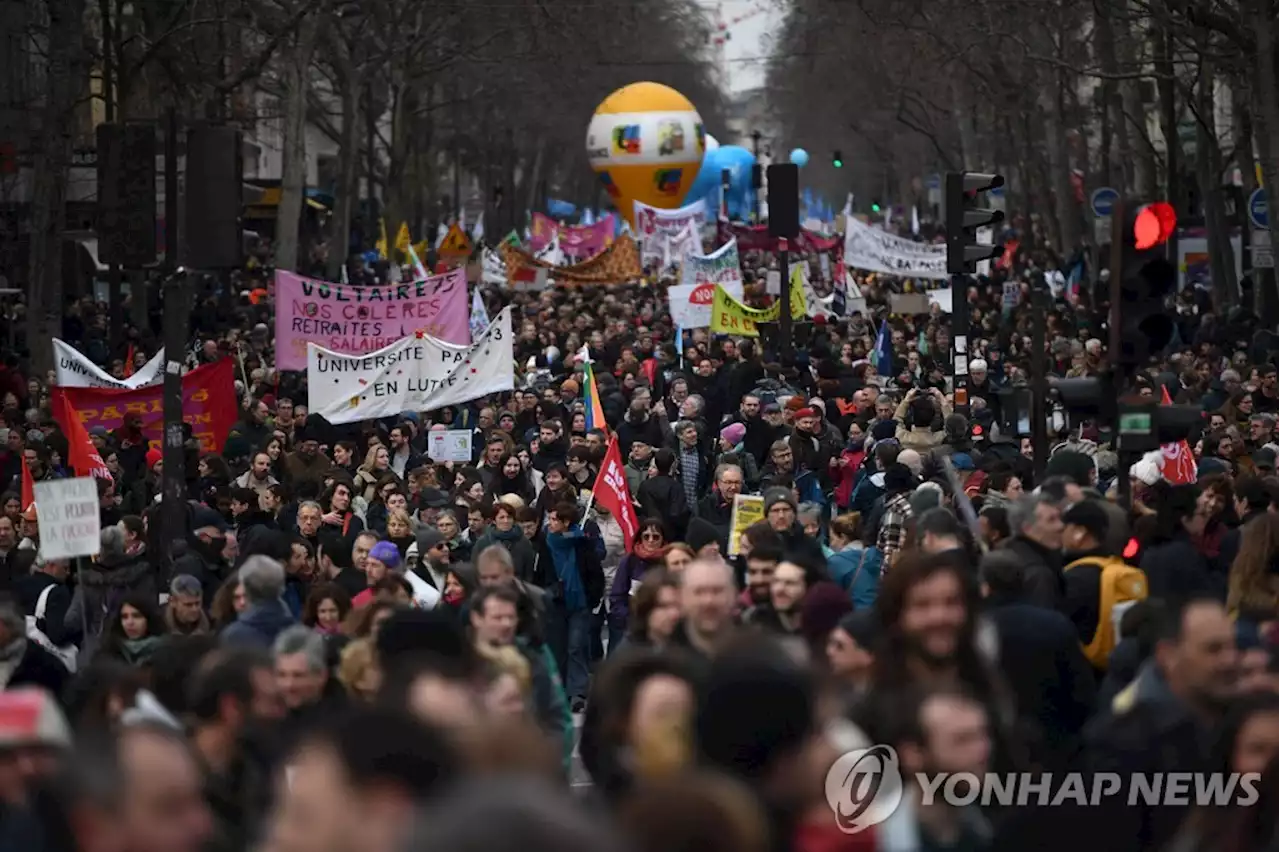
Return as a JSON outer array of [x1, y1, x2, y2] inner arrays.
[[0, 226, 1273, 852]]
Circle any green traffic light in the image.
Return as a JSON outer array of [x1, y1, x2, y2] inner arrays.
[[833, 159, 843, 168], [871, 203, 881, 212]]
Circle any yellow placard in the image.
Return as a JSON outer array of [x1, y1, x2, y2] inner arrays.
[[727, 494, 765, 556], [709, 281, 805, 337], [438, 224, 474, 260]]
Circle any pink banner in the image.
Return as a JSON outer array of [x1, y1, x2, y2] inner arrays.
[[273, 268, 470, 371], [528, 213, 615, 256], [719, 223, 842, 253]]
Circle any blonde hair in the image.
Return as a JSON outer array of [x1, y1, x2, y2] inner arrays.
[[386, 508, 413, 537], [337, 638, 380, 697], [476, 643, 532, 696]]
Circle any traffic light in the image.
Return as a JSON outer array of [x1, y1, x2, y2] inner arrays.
[[870, 200, 881, 213], [945, 172, 1004, 274], [1117, 201, 1177, 370], [832, 150, 843, 168]]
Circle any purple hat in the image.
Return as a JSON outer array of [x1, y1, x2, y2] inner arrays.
[[720, 422, 747, 445], [368, 540, 402, 571]]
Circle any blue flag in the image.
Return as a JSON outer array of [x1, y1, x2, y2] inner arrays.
[[872, 320, 893, 376]]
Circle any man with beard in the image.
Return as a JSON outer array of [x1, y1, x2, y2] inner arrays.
[[670, 558, 738, 664], [531, 420, 568, 474], [173, 505, 233, 601], [387, 422, 422, 479], [742, 560, 810, 639], [1077, 598, 1240, 852], [738, 531, 783, 614], [282, 427, 332, 489], [234, 452, 280, 498], [189, 647, 287, 852]]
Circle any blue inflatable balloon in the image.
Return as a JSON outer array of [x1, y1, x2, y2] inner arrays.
[[716, 145, 757, 220], [682, 146, 724, 208], [790, 148, 810, 167]]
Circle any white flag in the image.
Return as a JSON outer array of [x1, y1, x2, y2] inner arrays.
[[911, 205, 920, 236], [472, 212, 484, 242], [469, 288, 490, 342]]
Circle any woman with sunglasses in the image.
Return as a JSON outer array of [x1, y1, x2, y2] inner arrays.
[[606, 519, 668, 646]]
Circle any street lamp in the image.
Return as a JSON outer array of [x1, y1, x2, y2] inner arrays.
[[750, 129, 761, 157]]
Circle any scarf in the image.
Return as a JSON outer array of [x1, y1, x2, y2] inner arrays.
[[491, 526, 523, 543], [546, 529, 587, 611], [633, 540, 665, 562], [313, 623, 343, 636], [120, 635, 164, 666]]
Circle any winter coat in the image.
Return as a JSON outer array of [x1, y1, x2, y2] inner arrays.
[[826, 545, 882, 609], [63, 550, 158, 658], [219, 601, 296, 650], [607, 551, 665, 630]]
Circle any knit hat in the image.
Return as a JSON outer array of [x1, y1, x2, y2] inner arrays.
[[368, 540, 402, 570], [560, 379, 579, 394], [146, 448, 163, 469], [784, 396, 807, 413], [1045, 450, 1096, 486], [1129, 450, 1163, 486], [799, 582, 854, 650], [719, 422, 747, 445], [793, 407, 818, 420], [685, 517, 721, 553], [0, 688, 72, 750], [762, 487, 797, 514]]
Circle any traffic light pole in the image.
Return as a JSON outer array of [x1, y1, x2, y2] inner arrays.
[[950, 273, 969, 416], [1031, 283, 1049, 481], [779, 240, 792, 359], [159, 108, 187, 576], [1108, 198, 1123, 367]]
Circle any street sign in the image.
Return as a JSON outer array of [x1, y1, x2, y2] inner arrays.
[[438, 224, 474, 261], [1252, 228, 1274, 268], [925, 174, 941, 190], [1248, 188, 1268, 230], [1090, 187, 1119, 218], [33, 477, 101, 560]]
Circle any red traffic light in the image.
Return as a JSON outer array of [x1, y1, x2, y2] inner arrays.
[[1134, 202, 1176, 250]]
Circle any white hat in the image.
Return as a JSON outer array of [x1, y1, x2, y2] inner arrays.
[[969, 358, 988, 373]]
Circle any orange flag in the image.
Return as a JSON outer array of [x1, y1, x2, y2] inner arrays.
[[1159, 386, 1197, 485], [50, 390, 113, 484], [20, 456, 33, 511]]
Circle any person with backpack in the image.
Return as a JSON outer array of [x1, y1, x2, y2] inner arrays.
[[1060, 499, 1149, 672]]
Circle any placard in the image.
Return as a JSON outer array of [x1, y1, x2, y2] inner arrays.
[[727, 494, 764, 557], [33, 477, 101, 560], [427, 430, 473, 463]]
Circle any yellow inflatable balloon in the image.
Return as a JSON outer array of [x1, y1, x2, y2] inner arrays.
[[586, 82, 705, 228]]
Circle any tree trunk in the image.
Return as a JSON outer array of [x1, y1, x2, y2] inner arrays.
[[1153, 21, 1180, 265], [274, 8, 321, 274], [1116, 0, 1156, 197], [1195, 58, 1237, 308], [27, 0, 86, 376], [325, 56, 360, 281]]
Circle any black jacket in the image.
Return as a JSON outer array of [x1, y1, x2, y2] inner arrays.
[[999, 535, 1064, 610], [15, 574, 73, 647], [1140, 534, 1219, 606], [68, 551, 158, 645], [3, 640, 70, 698], [531, 530, 605, 609], [986, 597, 1096, 769], [636, 475, 689, 539]]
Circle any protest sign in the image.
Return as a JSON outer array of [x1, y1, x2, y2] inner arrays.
[[529, 213, 615, 256], [53, 340, 164, 389], [274, 268, 470, 371], [633, 200, 706, 263], [427, 430, 473, 463], [307, 307, 514, 425], [33, 477, 101, 560], [667, 280, 744, 329], [709, 283, 805, 337], [843, 216, 948, 280], [727, 494, 764, 556], [500, 236, 641, 285], [680, 239, 743, 289], [53, 359, 237, 452]]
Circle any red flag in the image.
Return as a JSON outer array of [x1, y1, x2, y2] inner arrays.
[[19, 456, 33, 511], [591, 436, 639, 552], [1158, 386, 1197, 485], [123, 345, 136, 378], [50, 390, 113, 484]]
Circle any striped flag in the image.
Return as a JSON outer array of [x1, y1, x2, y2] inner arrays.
[[582, 355, 607, 433]]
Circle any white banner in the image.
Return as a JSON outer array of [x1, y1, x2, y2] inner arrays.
[[634, 199, 706, 263], [843, 216, 948, 280], [679, 239, 743, 289], [307, 307, 515, 425], [668, 280, 745, 329], [53, 340, 164, 389], [33, 477, 101, 560]]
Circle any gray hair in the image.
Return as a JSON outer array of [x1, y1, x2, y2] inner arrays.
[[272, 625, 327, 672], [476, 543, 514, 575], [1250, 413, 1275, 427], [1007, 493, 1060, 534], [796, 502, 823, 525], [683, 394, 705, 415], [298, 500, 323, 515], [169, 574, 202, 598], [714, 463, 743, 484], [675, 419, 698, 436], [238, 555, 285, 605], [100, 525, 127, 562]]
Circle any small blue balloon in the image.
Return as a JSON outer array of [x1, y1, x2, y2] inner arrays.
[[790, 148, 810, 167]]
